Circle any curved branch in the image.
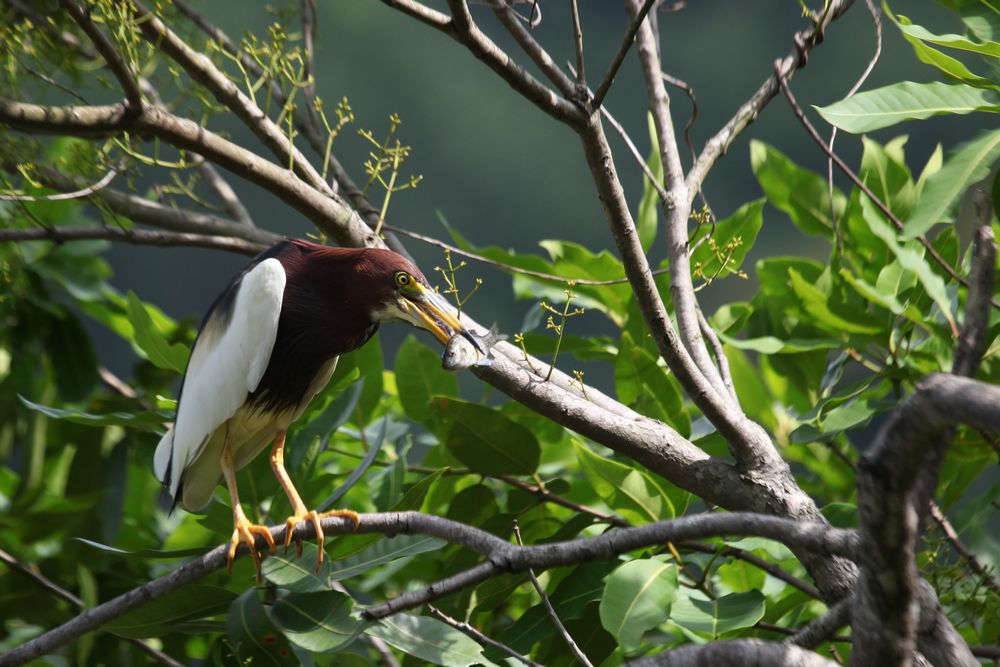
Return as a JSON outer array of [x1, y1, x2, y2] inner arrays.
[[626, 639, 838, 666], [0, 511, 857, 665]]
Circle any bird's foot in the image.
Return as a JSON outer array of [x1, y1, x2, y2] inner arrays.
[[284, 508, 360, 572], [227, 518, 277, 577]]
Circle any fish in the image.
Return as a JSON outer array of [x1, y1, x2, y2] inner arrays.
[[442, 325, 507, 370]]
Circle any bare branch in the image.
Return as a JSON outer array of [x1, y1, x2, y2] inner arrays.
[[592, 0, 657, 110], [687, 0, 855, 196], [0, 548, 184, 667], [379, 0, 452, 30], [696, 305, 736, 400], [568, 0, 585, 89], [514, 522, 594, 667], [0, 510, 857, 665], [928, 501, 1000, 596], [58, 0, 142, 112], [627, 0, 730, 403], [487, 0, 578, 100], [626, 639, 839, 666], [300, 0, 319, 128], [427, 604, 543, 667], [0, 225, 265, 255], [788, 597, 852, 649]]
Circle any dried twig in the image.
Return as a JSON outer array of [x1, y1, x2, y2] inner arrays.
[[427, 604, 543, 667]]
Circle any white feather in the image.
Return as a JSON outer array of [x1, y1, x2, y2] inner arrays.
[[153, 258, 285, 505]]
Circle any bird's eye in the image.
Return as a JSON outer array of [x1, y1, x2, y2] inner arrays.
[[394, 271, 412, 288]]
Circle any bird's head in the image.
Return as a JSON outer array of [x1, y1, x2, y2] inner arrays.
[[363, 249, 469, 346]]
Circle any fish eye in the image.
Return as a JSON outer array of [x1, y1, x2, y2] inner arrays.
[[394, 271, 412, 288]]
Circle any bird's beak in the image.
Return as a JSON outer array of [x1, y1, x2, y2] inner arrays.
[[399, 283, 468, 345]]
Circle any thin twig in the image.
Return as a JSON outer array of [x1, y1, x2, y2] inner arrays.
[[928, 501, 1000, 595], [568, 0, 585, 90], [488, 0, 578, 101], [427, 604, 544, 667], [787, 597, 852, 648], [829, 0, 881, 255], [676, 541, 820, 600], [0, 166, 118, 201], [513, 521, 595, 667], [300, 0, 319, 129], [695, 305, 736, 400], [774, 68, 999, 313], [0, 548, 184, 667], [383, 223, 668, 286], [592, 0, 657, 109]]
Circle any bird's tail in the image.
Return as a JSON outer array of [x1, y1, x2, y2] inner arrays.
[[153, 425, 180, 512]]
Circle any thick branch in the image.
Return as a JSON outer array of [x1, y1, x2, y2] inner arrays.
[[626, 639, 838, 666], [0, 511, 856, 665], [0, 226, 265, 255], [852, 374, 998, 667]]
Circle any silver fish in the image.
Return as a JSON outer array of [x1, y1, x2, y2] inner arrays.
[[442, 325, 507, 370]]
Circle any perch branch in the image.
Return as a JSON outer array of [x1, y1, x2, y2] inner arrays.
[[0, 511, 857, 665]]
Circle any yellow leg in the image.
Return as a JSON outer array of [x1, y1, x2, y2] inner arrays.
[[270, 429, 359, 571], [221, 427, 276, 576]]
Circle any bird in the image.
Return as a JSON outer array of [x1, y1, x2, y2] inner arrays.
[[153, 238, 470, 573]]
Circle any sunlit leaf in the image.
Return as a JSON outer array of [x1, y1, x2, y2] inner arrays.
[[751, 141, 843, 237], [19, 397, 167, 432], [125, 290, 188, 373], [670, 590, 765, 636], [574, 440, 674, 523], [815, 81, 1000, 133]]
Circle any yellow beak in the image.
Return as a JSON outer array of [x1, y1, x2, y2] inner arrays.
[[400, 283, 466, 345]]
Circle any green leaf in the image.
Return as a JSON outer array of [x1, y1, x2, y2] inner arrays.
[[637, 113, 663, 253], [106, 585, 235, 639], [226, 589, 298, 666], [599, 559, 678, 651], [262, 543, 333, 593], [718, 334, 843, 354], [367, 614, 499, 667], [690, 199, 764, 282], [821, 502, 859, 529], [125, 290, 188, 373], [862, 197, 956, 331], [74, 537, 210, 559], [19, 396, 167, 432], [751, 141, 843, 237], [270, 591, 365, 653], [889, 7, 1000, 58], [437, 397, 540, 476], [815, 81, 1000, 133], [787, 269, 882, 335], [670, 590, 765, 636], [329, 534, 446, 582], [574, 440, 674, 523], [889, 8, 995, 85], [905, 128, 1000, 238], [396, 336, 458, 426]]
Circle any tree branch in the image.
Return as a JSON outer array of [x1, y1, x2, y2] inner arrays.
[[592, 0, 656, 110], [0, 510, 857, 665], [852, 374, 999, 666], [427, 604, 543, 667], [487, 0, 578, 101], [787, 597, 852, 649], [677, 541, 820, 600], [0, 98, 378, 248], [626, 639, 838, 666], [0, 226, 265, 255]]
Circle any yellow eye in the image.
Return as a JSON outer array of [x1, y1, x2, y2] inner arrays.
[[394, 271, 412, 288]]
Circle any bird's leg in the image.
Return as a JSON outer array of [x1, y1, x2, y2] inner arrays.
[[269, 429, 359, 570], [221, 428, 276, 576]]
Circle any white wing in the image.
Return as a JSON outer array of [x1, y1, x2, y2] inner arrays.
[[153, 257, 285, 502]]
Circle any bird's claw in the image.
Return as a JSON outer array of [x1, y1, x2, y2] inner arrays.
[[227, 520, 277, 578], [283, 508, 360, 572]]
